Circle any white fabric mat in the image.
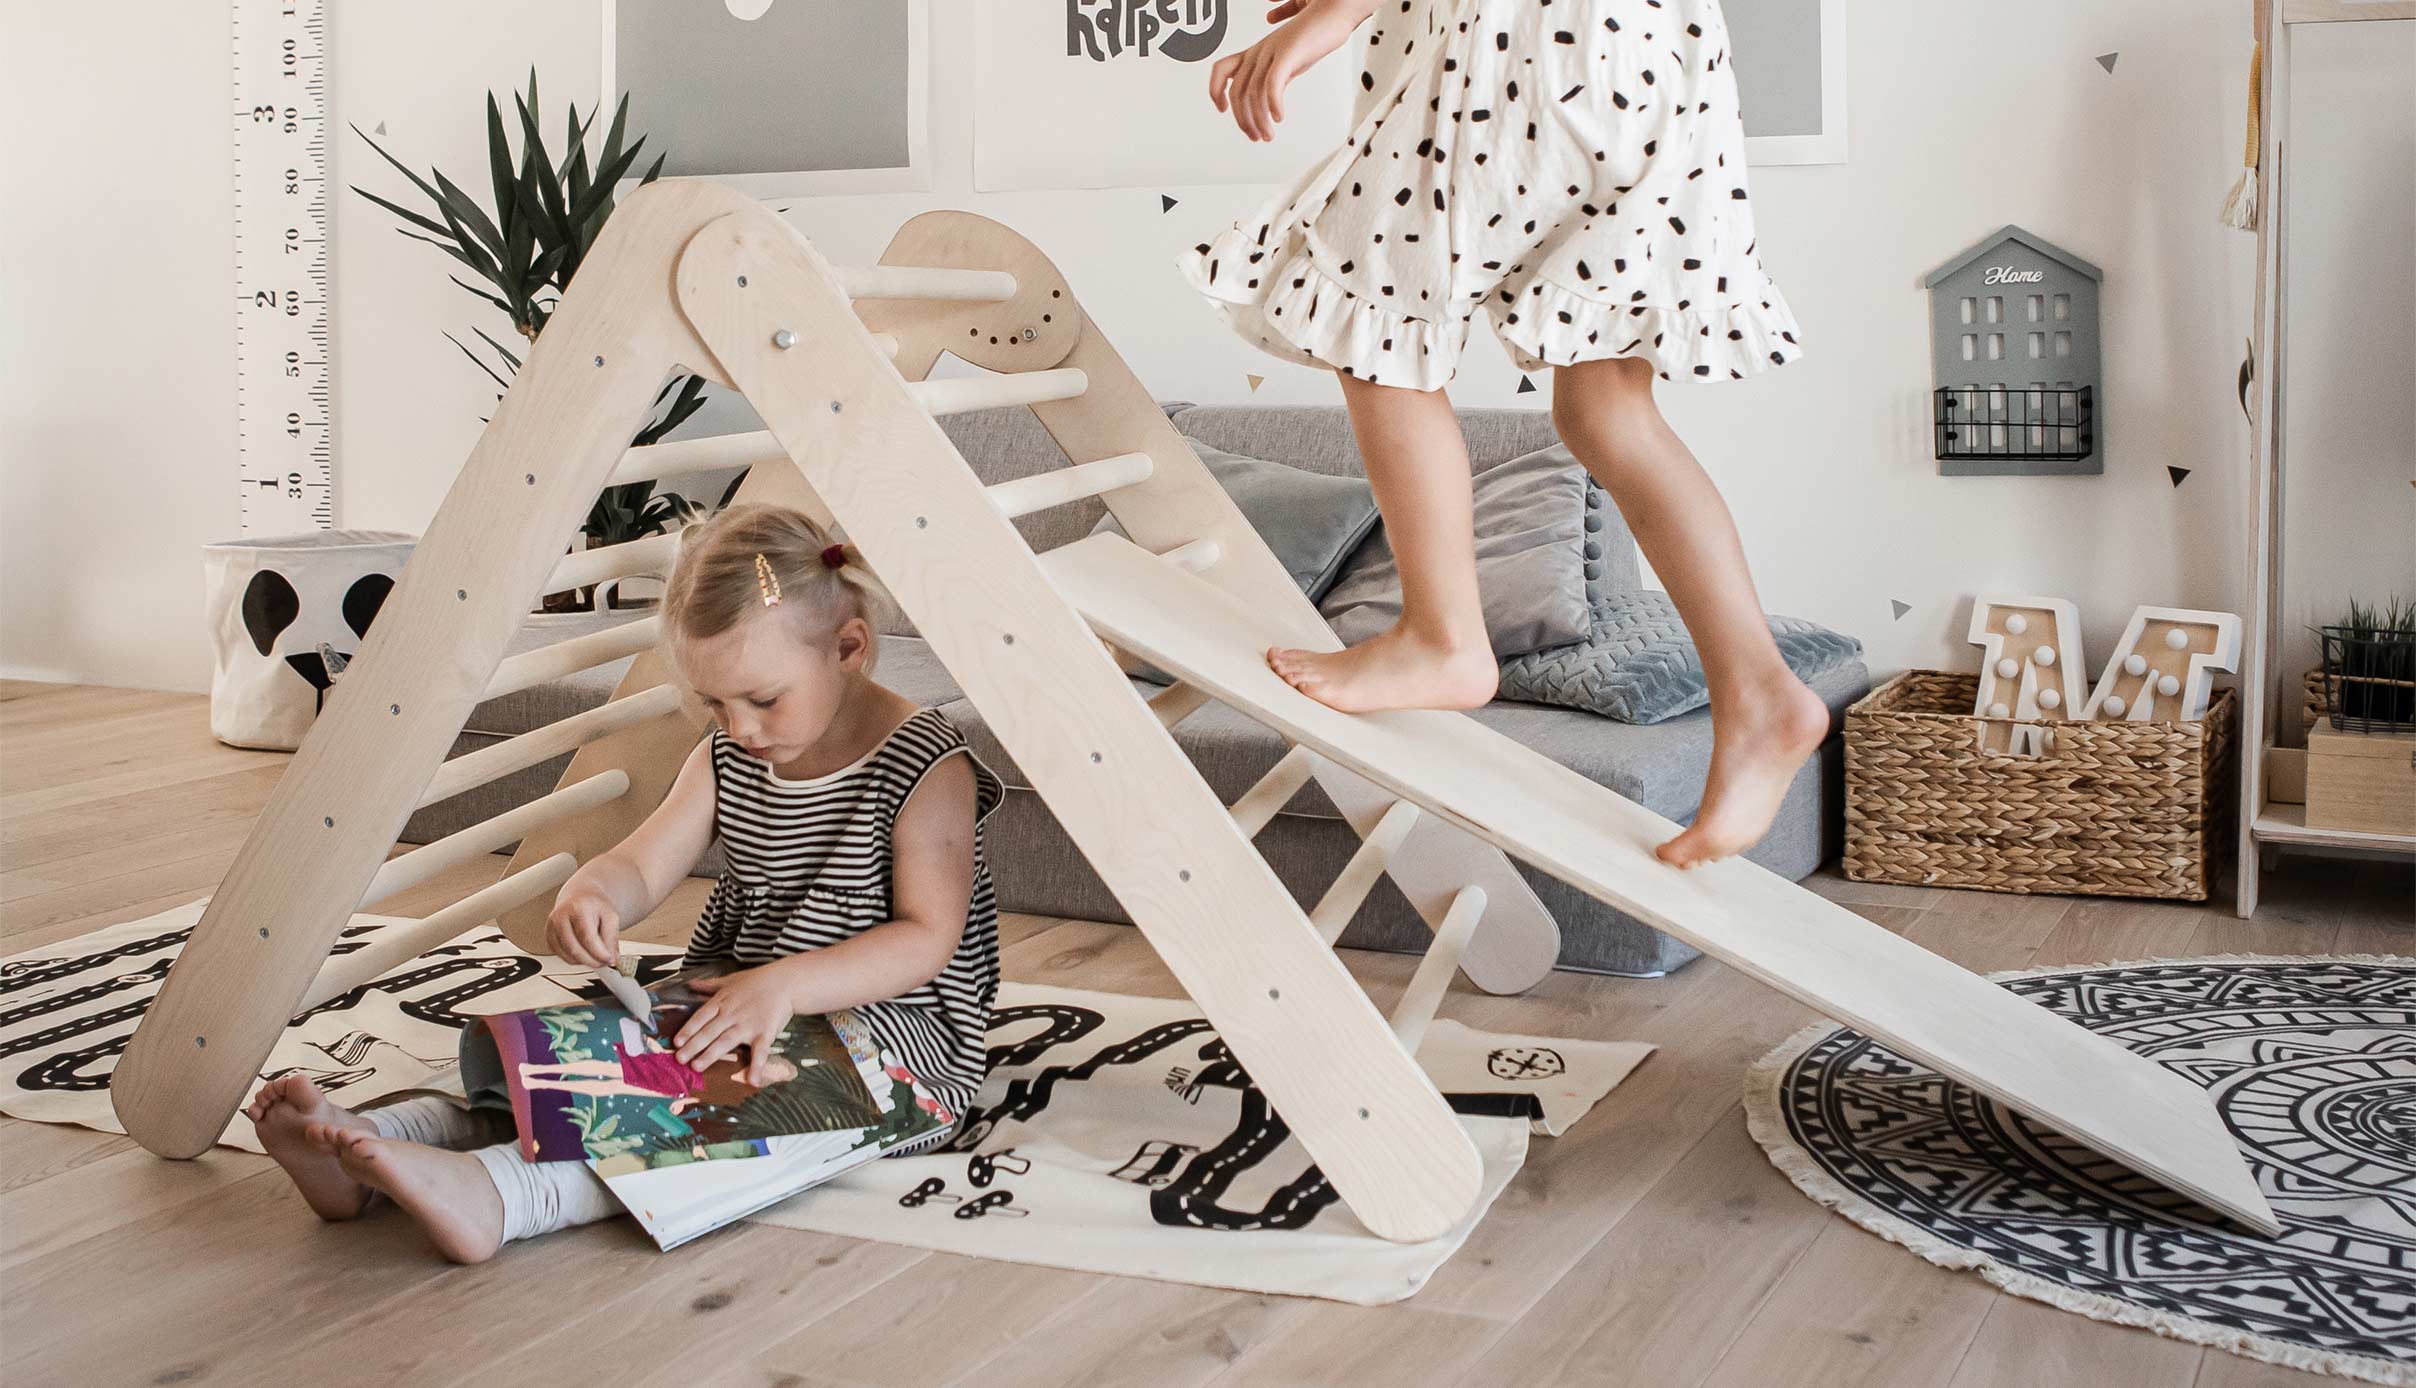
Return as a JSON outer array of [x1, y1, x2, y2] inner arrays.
[[3, 901, 1649, 1304]]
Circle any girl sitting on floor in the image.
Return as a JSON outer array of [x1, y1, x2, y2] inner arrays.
[[245, 503, 1005, 1262]]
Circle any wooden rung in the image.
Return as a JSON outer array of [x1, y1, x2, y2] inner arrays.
[[1310, 799, 1421, 945], [542, 531, 680, 599], [985, 452, 1154, 519], [608, 430, 788, 488], [484, 618, 662, 702], [832, 264, 1017, 303], [361, 770, 630, 910], [298, 853, 579, 1013], [1227, 745, 1316, 839], [1147, 681, 1214, 730], [416, 684, 685, 809], [907, 368, 1088, 417], [1160, 538, 1221, 573], [1390, 885, 1488, 1053]]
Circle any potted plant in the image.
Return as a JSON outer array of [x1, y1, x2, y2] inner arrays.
[[352, 71, 714, 612], [2309, 595, 2416, 733]]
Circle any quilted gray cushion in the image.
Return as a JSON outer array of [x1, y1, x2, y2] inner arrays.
[[1498, 589, 1864, 724]]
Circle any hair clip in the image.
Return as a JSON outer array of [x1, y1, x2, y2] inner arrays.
[[820, 543, 846, 571], [754, 552, 782, 606]]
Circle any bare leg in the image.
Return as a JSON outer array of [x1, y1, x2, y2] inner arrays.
[[1268, 371, 1499, 712], [309, 1126, 506, 1264], [1550, 358, 1830, 868], [244, 1074, 376, 1220]]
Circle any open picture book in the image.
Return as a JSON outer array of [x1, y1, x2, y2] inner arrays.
[[456, 972, 953, 1251]]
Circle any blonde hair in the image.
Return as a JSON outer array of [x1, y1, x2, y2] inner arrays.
[[662, 503, 887, 674]]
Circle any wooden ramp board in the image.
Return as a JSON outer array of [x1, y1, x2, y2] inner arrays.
[[1040, 533, 2282, 1236]]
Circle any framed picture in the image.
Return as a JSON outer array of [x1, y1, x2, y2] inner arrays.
[[972, 0, 1355, 192], [1729, 0, 1849, 165], [604, 0, 932, 197]]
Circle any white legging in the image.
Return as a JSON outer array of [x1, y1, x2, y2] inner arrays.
[[364, 1096, 621, 1243]]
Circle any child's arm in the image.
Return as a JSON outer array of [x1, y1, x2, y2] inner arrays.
[[1209, 0, 1379, 143], [547, 737, 718, 966], [672, 753, 980, 1081]]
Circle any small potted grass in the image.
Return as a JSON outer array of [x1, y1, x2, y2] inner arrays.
[[2311, 595, 2416, 733]]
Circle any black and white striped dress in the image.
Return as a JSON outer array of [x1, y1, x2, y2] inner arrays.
[[682, 708, 1004, 1154]]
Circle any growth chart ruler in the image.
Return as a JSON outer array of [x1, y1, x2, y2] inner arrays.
[[232, 0, 334, 533]]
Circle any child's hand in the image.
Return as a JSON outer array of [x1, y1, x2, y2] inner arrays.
[[546, 889, 622, 968], [674, 967, 797, 1084], [1210, 0, 1369, 143]]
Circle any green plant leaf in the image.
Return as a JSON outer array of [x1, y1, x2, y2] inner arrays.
[[447, 274, 516, 318], [350, 123, 453, 224], [430, 200, 503, 285], [471, 326, 524, 372], [597, 93, 631, 189], [395, 223, 501, 289], [444, 331, 515, 391], [640, 151, 667, 185], [431, 168, 507, 261], [513, 90, 571, 247], [567, 137, 645, 236], [353, 185, 455, 241], [485, 94, 517, 243]]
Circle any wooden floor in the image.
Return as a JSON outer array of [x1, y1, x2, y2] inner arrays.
[[1, 680, 2407, 1388]]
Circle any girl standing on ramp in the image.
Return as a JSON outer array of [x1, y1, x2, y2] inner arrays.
[[1181, 0, 1823, 868]]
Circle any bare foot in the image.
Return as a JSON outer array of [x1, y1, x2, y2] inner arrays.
[[1267, 625, 1498, 714], [245, 1075, 375, 1221], [314, 1128, 505, 1264], [1657, 675, 1832, 870]]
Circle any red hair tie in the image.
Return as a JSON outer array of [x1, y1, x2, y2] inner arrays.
[[819, 543, 847, 571]]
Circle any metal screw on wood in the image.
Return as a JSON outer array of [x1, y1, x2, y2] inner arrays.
[[772, 329, 798, 350]]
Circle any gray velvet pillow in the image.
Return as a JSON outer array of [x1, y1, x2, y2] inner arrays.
[[1316, 442, 1591, 657], [1498, 589, 1864, 723], [1094, 445, 1381, 683], [1092, 445, 1380, 603]]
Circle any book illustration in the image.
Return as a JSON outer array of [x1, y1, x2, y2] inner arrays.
[[451, 973, 962, 1249], [468, 977, 918, 1174]]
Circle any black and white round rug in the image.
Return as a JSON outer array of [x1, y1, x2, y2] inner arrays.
[[1747, 956, 2416, 1385]]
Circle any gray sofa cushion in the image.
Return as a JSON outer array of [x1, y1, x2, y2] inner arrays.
[[1499, 590, 1867, 724], [1094, 444, 1380, 683], [1092, 445, 1378, 603], [1316, 442, 1593, 658]]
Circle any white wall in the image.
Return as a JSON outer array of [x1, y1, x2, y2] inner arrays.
[[2276, 20, 2416, 732], [5, 0, 2405, 705]]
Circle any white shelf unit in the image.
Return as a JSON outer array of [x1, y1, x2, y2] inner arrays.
[[2234, 0, 2416, 916]]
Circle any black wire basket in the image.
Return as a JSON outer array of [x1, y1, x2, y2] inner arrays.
[[1934, 385, 2094, 462], [2317, 624, 2416, 733]]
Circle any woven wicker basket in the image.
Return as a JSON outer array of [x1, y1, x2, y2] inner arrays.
[[1843, 670, 2237, 900]]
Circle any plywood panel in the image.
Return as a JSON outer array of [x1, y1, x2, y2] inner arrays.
[[1041, 532, 2280, 1235]]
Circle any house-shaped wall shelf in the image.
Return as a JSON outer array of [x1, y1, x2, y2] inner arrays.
[[1925, 226, 2103, 477]]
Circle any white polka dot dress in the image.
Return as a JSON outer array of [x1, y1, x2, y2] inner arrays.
[[1178, 0, 1803, 390]]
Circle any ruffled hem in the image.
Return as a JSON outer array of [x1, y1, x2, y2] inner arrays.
[[1489, 271, 1807, 383], [1177, 222, 1470, 392]]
